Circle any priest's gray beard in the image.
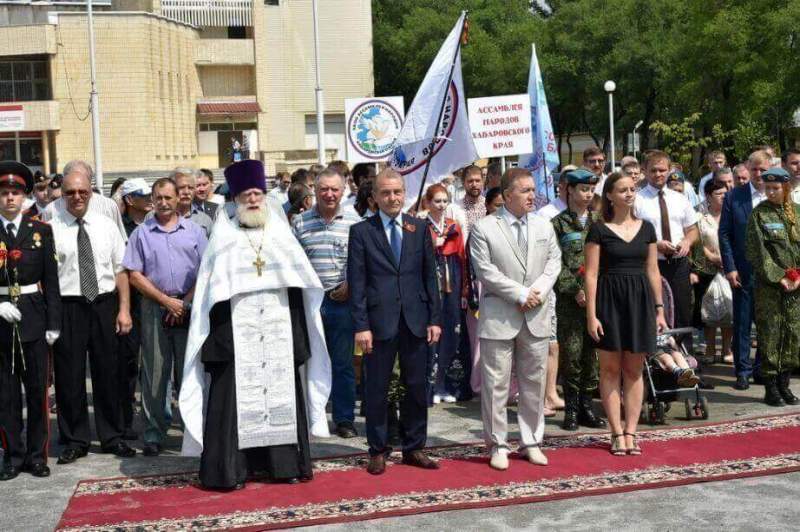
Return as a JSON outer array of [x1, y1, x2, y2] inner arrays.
[[237, 201, 268, 228]]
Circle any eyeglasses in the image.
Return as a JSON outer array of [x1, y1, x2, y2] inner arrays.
[[586, 158, 605, 165], [63, 189, 90, 198]]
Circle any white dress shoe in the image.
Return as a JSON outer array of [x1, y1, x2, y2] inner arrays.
[[521, 446, 548, 466], [442, 394, 457, 403], [432, 394, 442, 404], [489, 448, 509, 470]]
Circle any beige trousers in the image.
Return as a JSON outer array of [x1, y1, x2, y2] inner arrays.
[[480, 325, 548, 452]]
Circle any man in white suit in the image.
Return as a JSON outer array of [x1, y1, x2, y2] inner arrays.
[[470, 168, 561, 470]]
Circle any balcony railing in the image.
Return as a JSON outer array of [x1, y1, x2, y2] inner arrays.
[[160, 0, 251, 27]]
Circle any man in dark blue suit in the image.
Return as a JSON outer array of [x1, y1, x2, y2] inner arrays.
[[719, 150, 769, 390], [348, 168, 441, 475]]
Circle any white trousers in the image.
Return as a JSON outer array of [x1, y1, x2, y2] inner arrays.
[[480, 325, 548, 452]]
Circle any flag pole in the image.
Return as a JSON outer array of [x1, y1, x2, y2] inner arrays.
[[413, 12, 468, 212]]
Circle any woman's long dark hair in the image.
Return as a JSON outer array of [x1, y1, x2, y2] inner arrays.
[[600, 172, 637, 223]]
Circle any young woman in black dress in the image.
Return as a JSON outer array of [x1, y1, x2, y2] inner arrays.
[[584, 173, 667, 455]]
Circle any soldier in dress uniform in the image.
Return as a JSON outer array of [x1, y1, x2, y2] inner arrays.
[[551, 168, 607, 431], [0, 161, 61, 480], [25, 172, 52, 219], [745, 167, 800, 407]]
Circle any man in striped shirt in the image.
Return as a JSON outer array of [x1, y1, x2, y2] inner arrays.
[[292, 167, 362, 438]]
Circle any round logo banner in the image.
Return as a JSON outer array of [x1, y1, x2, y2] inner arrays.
[[345, 97, 405, 163]]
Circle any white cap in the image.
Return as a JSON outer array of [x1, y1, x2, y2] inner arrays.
[[120, 178, 151, 197]]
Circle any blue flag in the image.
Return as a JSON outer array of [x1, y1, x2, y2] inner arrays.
[[518, 44, 559, 208]]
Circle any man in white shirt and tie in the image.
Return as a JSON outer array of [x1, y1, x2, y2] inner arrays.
[[470, 168, 561, 471], [50, 170, 136, 465], [634, 150, 699, 352]]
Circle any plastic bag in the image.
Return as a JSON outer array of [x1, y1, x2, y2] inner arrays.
[[701, 272, 733, 327]]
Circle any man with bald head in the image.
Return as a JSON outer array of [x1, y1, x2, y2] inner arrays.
[[50, 170, 136, 464], [41, 160, 127, 240], [348, 168, 441, 475]]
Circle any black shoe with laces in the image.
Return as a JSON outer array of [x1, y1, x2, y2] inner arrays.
[[733, 374, 750, 391]]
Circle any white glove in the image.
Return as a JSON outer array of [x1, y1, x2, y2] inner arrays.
[[46, 330, 60, 346], [0, 302, 21, 323]]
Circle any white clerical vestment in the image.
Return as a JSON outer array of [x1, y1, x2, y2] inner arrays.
[[180, 202, 331, 457]]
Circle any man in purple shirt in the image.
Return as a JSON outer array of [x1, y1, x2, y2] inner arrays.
[[123, 177, 207, 456]]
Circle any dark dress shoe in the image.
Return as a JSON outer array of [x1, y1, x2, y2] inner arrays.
[[57, 447, 88, 465], [733, 375, 750, 391], [22, 463, 50, 478], [401, 450, 439, 470], [366, 454, 386, 475], [102, 442, 137, 458], [335, 421, 358, 439], [142, 443, 161, 457], [0, 464, 19, 481]]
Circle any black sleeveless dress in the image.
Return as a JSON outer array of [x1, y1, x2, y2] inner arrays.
[[586, 221, 657, 354]]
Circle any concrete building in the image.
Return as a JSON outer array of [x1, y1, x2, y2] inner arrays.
[[0, 0, 374, 181]]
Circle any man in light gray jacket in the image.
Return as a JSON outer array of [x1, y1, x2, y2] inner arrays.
[[470, 168, 561, 471]]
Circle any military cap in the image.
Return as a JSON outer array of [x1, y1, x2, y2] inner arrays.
[[33, 170, 51, 187], [762, 167, 790, 183], [49, 173, 63, 190], [0, 160, 34, 194], [667, 171, 685, 184], [565, 168, 599, 185]]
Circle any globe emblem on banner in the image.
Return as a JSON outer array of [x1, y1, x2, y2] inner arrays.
[[392, 81, 459, 175], [347, 99, 404, 160]]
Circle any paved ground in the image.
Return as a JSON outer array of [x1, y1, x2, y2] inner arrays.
[[2, 361, 799, 531]]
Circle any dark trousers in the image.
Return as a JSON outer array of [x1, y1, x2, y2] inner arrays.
[[54, 294, 123, 450], [117, 296, 141, 431], [0, 338, 49, 467], [732, 281, 761, 378], [659, 257, 693, 352], [365, 313, 428, 456]]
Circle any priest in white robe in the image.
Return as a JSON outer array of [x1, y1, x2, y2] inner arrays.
[[180, 160, 331, 490]]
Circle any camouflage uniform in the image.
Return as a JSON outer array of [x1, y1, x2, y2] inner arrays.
[[745, 198, 800, 405], [552, 208, 605, 429]]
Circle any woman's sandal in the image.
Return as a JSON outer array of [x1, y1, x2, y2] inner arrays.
[[610, 433, 627, 456], [624, 432, 642, 455]]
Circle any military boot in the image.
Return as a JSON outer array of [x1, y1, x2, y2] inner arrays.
[[764, 376, 787, 407], [561, 392, 579, 431], [777, 372, 800, 405], [577, 394, 607, 428]]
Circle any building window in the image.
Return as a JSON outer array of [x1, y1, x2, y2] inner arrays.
[[0, 60, 50, 103], [227, 26, 247, 39], [264, 0, 279, 5]]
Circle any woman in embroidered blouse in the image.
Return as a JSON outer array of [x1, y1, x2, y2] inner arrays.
[[425, 184, 469, 404]]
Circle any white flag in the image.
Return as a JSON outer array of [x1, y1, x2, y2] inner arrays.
[[390, 12, 478, 203]]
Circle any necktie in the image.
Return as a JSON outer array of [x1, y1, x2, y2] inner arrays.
[[658, 190, 672, 244], [76, 218, 100, 302], [515, 219, 527, 258], [6, 222, 15, 240], [389, 219, 402, 264]]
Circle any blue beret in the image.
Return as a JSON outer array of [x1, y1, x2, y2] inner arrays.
[[565, 168, 598, 185], [224, 160, 266, 198], [762, 167, 790, 183]]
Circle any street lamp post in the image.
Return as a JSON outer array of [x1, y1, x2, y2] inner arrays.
[[604, 80, 616, 171], [87, 0, 103, 187], [311, 0, 325, 165], [632, 119, 643, 159]]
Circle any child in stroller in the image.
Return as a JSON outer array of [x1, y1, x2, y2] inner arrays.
[[643, 279, 710, 424]]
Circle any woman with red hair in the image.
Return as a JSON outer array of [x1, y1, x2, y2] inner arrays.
[[425, 184, 468, 404]]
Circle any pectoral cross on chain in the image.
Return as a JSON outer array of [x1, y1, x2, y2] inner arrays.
[[253, 254, 265, 277]]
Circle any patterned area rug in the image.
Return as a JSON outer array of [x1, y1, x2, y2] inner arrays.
[[57, 414, 800, 531]]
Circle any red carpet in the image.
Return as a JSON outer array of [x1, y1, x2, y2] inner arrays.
[[57, 414, 800, 531]]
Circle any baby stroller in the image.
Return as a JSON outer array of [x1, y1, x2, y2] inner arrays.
[[642, 279, 709, 425]]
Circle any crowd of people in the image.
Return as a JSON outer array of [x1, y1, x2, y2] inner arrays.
[[0, 142, 798, 486]]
